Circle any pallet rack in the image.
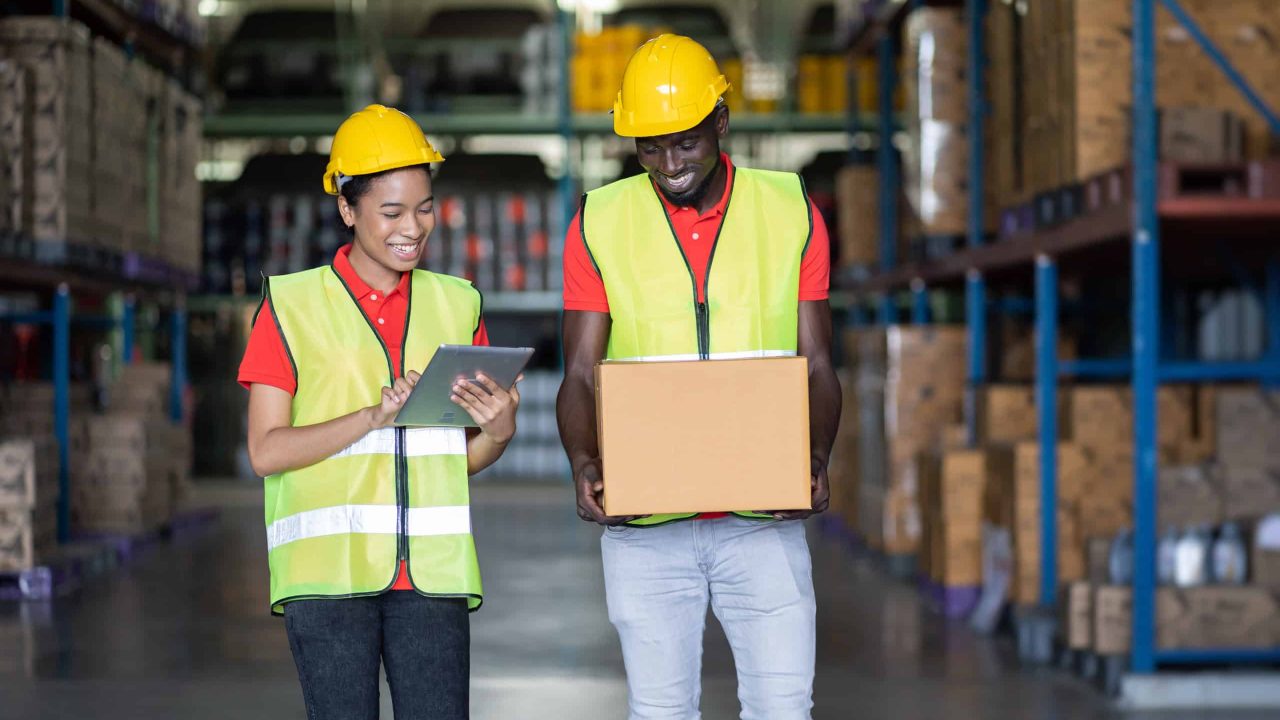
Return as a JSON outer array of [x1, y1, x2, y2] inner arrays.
[[843, 0, 1280, 676]]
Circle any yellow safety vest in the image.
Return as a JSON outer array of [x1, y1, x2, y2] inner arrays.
[[260, 265, 483, 614], [582, 165, 812, 526]]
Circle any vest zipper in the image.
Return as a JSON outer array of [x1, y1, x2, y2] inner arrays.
[[696, 301, 710, 359], [396, 425, 408, 568]]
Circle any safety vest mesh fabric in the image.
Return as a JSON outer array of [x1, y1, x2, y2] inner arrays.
[[262, 265, 483, 614], [582, 166, 810, 527]]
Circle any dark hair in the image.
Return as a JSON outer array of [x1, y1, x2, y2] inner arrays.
[[338, 163, 431, 234]]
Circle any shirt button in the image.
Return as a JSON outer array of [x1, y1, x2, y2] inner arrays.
[[377, 318, 385, 325], [370, 294, 378, 301], [692, 232, 700, 240]]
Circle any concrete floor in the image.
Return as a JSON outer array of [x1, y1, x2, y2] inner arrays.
[[0, 481, 1273, 720]]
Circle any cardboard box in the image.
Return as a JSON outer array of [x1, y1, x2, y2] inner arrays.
[[1094, 584, 1133, 656], [596, 358, 811, 517], [1160, 107, 1245, 163], [977, 385, 1037, 445], [1159, 464, 1224, 531], [1157, 586, 1280, 650], [1064, 581, 1093, 650]]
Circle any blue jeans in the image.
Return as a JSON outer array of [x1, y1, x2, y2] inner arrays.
[[283, 592, 469, 720], [601, 516, 816, 720]]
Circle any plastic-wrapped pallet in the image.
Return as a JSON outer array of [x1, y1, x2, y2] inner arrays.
[[0, 18, 94, 254], [0, 439, 59, 572], [902, 8, 968, 239]]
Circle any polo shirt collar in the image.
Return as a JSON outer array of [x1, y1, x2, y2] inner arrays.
[[332, 243, 410, 300], [653, 153, 734, 218]]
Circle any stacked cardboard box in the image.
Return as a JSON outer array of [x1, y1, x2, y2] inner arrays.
[[827, 366, 860, 533], [902, 8, 968, 237], [919, 449, 986, 588], [0, 439, 58, 572], [159, 79, 203, 274], [975, 384, 1038, 445], [0, 18, 94, 251], [987, 0, 1280, 210], [0, 60, 32, 237], [1214, 387, 1280, 520], [91, 38, 149, 257], [855, 326, 966, 555], [834, 165, 878, 270], [70, 364, 192, 534], [1077, 583, 1280, 656]]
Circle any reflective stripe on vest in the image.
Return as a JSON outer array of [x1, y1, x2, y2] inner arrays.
[[262, 265, 484, 613], [582, 167, 811, 527]]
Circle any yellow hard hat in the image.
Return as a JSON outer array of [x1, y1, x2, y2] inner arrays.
[[612, 34, 730, 138], [323, 104, 444, 195]]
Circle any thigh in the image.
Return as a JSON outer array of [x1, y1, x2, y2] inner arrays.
[[601, 523, 709, 720], [707, 519, 815, 720], [284, 597, 383, 720], [381, 593, 470, 720]]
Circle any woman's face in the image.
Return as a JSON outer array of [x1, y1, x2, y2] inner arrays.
[[339, 167, 436, 273]]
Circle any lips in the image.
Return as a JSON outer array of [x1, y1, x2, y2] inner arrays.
[[387, 240, 422, 261], [660, 171, 696, 193]]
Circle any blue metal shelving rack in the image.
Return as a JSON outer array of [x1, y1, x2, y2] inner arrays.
[[846, 0, 1280, 677]]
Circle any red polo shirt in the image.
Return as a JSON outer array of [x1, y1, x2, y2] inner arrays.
[[562, 155, 829, 519], [239, 243, 488, 590]]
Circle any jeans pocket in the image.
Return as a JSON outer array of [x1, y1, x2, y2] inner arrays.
[[603, 524, 638, 540]]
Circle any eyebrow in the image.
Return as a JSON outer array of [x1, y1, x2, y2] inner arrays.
[[380, 196, 434, 208]]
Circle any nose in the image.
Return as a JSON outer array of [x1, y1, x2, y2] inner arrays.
[[401, 212, 423, 239], [657, 148, 684, 178]]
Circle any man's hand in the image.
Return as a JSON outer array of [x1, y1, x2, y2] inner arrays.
[[573, 458, 641, 526], [761, 459, 831, 521]]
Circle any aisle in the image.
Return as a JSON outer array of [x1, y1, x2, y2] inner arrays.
[[0, 481, 1268, 719]]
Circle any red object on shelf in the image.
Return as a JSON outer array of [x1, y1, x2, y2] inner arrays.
[[528, 231, 548, 259]]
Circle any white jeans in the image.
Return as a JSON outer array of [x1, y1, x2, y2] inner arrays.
[[601, 516, 816, 720]]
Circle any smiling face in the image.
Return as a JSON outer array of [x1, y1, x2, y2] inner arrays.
[[337, 166, 435, 280], [635, 105, 729, 209]]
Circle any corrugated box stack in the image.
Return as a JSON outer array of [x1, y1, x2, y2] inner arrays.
[[91, 37, 147, 258], [855, 326, 966, 556], [919, 449, 987, 590], [0, 17, 93, 255], [0, 383, 92, 571], [902, 8, 968, 239], [159, 78, 203, 275], [827, 361, 860, 534], [1214, 387, 1280, 520], [987, 0, 1280, 212], [71, 364, 193, 535], [0, 59, 32, 237], [834, 165, 878, 272]]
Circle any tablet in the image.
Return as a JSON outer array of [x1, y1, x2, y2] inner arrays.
[[394, 344, 534, 427]]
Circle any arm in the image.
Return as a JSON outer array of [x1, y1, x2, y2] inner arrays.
[[247, 375, 417, 477], [772, 300, 840, 519], [556, 310, 636, 525]]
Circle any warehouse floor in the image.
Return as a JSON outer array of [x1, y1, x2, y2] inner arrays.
[[0, 482, 1273, 720]]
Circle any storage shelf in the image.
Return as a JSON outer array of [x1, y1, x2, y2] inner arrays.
[[72, 0, 205, 58], [844, 197, 1280, 295], [1156, 648, 1280, 666], [203, 110, 871, 139], [841, 0, 965, 55], [0, 242, 196, 295], [483, 291, 561, 314]]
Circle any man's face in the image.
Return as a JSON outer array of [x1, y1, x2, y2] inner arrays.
[[635, 107, 728, 207]]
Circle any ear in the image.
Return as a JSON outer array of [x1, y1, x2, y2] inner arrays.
[[338, 195, 355, 228], [714, 105, 730, 139]]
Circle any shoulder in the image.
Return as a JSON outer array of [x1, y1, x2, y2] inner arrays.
[[735, 166, 803, 191], [264, 266, 332, 298], [411, 269, 482, 304], [584, 174, 650, 206]]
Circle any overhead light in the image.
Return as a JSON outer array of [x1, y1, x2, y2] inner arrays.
[[556, 0, 621, 12], [198, 0, 227, 17]]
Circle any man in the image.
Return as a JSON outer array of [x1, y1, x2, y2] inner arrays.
[[556, 34, 841, 720]]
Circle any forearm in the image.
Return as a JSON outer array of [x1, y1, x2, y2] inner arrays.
[[466, 432, 508, 475], [807, 358, 841, 467], [250, 406, 374, 477], [556, 373, 599, 472]]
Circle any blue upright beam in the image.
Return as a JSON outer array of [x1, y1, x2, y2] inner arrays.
[[1131, 0, 1161, 675], [53, 285, 71, 544], [911, 280, 928, 324], [965, 270, 986, 447], [1156, 648, 1280, 665], [122, 296, 136, 367], [1158, 0, 1280, 134], [967, 0, 988, 250], [1267, 257, 1280, 365], [170, 304, 187, 424], [1035, 255, 1059, 608], [877, 293, 898, 325]]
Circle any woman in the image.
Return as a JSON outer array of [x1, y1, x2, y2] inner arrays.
[[238, 104, 519, 720]]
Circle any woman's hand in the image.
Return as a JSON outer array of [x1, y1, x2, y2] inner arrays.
[[451, 373, 522, 445], [368, 370, 421, 429]]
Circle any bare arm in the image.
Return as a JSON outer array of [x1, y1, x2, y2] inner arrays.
[[771, 300, 840, 519], [556, 310, 637, 525], [247, 374, 417, 477]]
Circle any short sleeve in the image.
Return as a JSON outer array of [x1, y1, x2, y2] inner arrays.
[[561, 207, 611, 313], [238, 299, 298, 395], [798, 198, 831, 302]]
